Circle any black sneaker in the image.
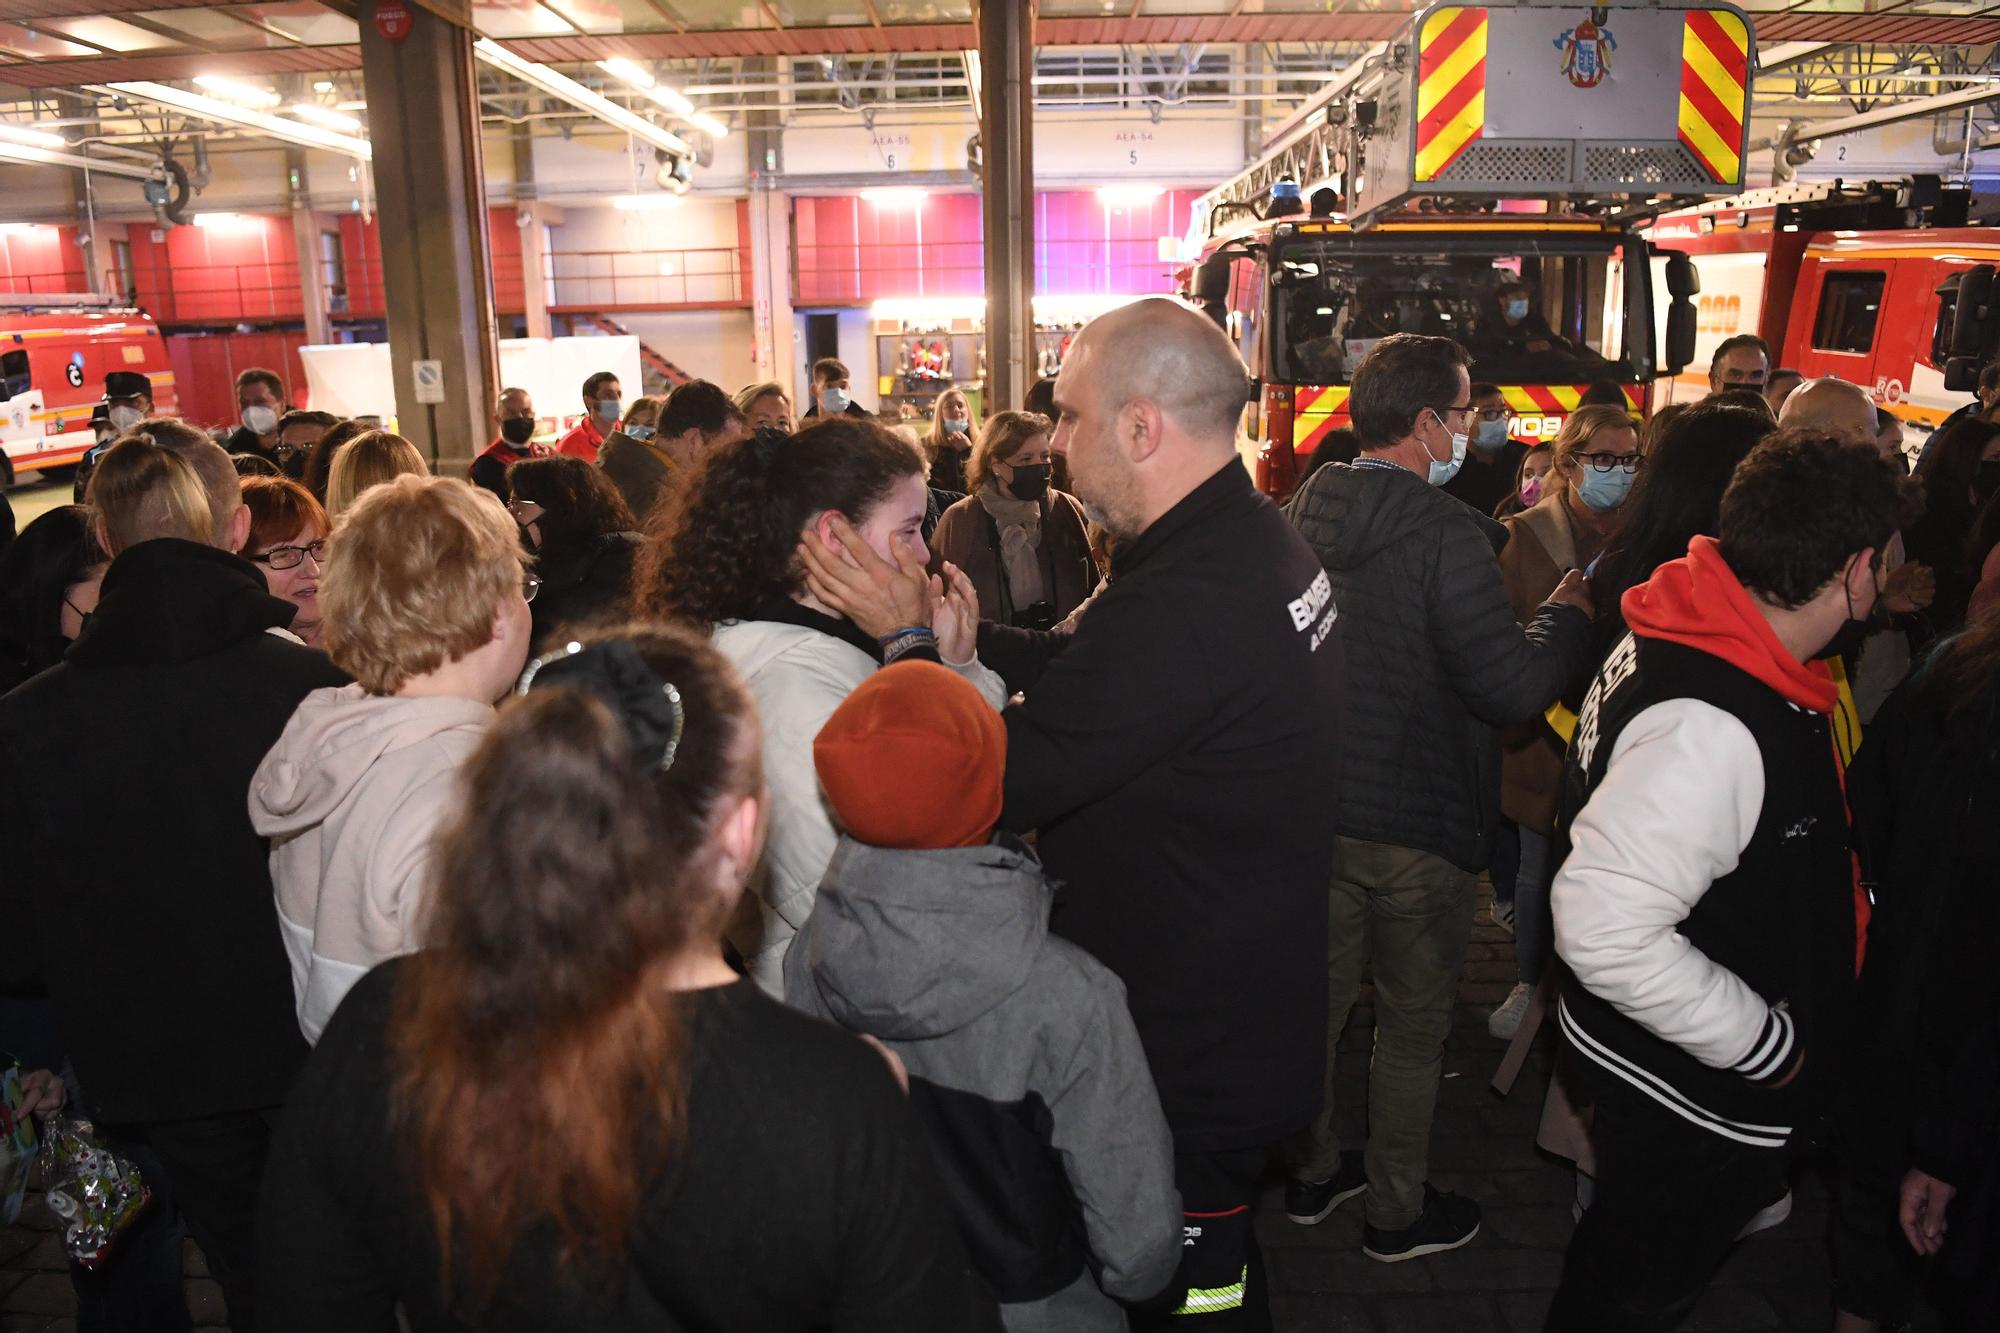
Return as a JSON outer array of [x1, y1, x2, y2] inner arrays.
[[1361, 1184, 1481, 1262], [1284, 1149, 1367, 1225]]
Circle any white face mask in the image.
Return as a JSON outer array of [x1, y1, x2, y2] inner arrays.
[[1426, 410, 1468, 487], [242, 404, 279, 437], [819, 386, 851, 415], [108, 405, 143, 434]]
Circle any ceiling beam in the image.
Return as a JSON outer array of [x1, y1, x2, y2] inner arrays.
[[1748, 82, 2000, 150]]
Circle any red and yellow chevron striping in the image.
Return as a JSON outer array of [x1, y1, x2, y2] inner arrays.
[[1288, 383, 1641, 453], [1677, 8, 1749, 186], [1414, 7, 1489, 183]]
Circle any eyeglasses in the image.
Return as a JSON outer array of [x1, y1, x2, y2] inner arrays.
[[522, 573, 541, 603], [1475, 406, 1515, 423], [272, 442, 308, 461], [507, 498, 543, 527], [251, 539, 325, 571], [1577, 451, 1643, 474]]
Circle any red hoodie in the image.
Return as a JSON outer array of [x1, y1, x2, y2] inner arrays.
[[1621, 535, 1866, 969]]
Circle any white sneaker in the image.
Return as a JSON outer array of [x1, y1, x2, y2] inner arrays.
[[1487, 982, 1534, 1040], [1735, 1190, 1793, 1239], [1489, 899, 1516, 935]]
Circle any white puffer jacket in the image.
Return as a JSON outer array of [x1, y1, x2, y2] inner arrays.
[[714, 618, 1007, 996]]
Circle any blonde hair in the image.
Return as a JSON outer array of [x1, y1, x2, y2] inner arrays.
[[732, 381, 790, 417], [967, 411, 1054, 494], [321, 475, 522, 696], [622, 395, 667, 431], [924, 387, 977, 461], [327, 430, 429, 516], [87, 437, 214, 555], [1550, 404, 1639, 494]]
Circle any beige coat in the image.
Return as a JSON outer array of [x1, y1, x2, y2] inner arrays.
[[1496, 492, 1605, 832]]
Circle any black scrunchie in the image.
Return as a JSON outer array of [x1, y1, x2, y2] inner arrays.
[[515, 639, 685, 772]]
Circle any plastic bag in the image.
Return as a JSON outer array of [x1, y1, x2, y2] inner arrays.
[[0, 1065, 34, 1225], [38, 1112, 152, 1269]]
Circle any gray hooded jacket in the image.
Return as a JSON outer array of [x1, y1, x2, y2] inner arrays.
[[785, 836, 1181, 1332]]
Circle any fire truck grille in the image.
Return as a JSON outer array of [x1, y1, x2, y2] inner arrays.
[[1435, 141, 1574, 187], [1579, 143, 1716, 191]]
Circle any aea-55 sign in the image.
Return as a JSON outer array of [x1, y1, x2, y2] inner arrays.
[[373, 0, 413, 43]]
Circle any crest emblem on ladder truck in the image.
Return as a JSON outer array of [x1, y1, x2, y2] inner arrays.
[[1554, 8, 1617, 89]]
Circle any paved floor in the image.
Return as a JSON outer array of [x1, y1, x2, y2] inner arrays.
[[0, 893, 1944, 1331]]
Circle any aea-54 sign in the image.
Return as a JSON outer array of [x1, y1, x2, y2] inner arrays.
[[373, 0, 413, 43]]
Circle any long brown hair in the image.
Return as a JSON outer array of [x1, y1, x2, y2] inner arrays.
[[390, 624, 759, 1305]]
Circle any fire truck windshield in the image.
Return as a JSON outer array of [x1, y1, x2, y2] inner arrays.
[[1268, 235, 1634, 387]]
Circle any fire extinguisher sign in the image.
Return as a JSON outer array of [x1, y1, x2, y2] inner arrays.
[[374, 0, 413, 43]]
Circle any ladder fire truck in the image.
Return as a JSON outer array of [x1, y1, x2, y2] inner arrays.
[[1645, 176, 2000, 443], [1183, 1, 1756, 497]]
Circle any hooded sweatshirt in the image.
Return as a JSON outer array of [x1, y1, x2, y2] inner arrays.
[[714, 609, 1006, 997], [249, 683, 492, 1043], [0, 539, 348, 1122], [1552, 537, 1858, 1147], [785, 836, 1181, 1333]]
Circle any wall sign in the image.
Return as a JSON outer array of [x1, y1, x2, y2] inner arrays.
[[374, 0, 413, 44]]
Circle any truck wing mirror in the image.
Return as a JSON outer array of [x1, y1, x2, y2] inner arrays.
[[1944, 357, 1982, 393], [1664, 300, 1698, 376], [1664, 252, 1700, 301], [1950, 264, 1996, 360]]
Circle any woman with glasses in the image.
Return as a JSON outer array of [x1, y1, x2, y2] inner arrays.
[[240, 476, 332, 647], [504, 455, 643, 651], [250, 475, 533, 1045], [1486, 402, 1640, 1041]]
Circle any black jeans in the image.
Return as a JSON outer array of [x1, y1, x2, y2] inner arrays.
[[1132, 1148, 1272, 1332], [110, 1107, 283, 1333], [1546, 1065, 1790, 1333]]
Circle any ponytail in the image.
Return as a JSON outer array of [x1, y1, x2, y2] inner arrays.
[[390, 625, 758, 1306]]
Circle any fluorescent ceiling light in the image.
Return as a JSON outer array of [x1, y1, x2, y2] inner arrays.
[[1098, 184, 1165, 205], [334, 100, 366, 112], [596, 58, 729, 139], [0, 140, 163, 181], [98, 81, 372, 161], [193, 212, 260, 230], [613, 194, 683, 210], [289, 103, 362, 133], [193, 74, 281, 109], [0, 223, 46, 234], [312, 80, 335, 93], [476, 40, 689, 157], [861, 187, 928, 206], [0, 122, 69, 151]]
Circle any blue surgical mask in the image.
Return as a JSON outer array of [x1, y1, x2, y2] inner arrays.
[[819, 386, 851, 415], [626, 424, 656, 442], [1506, 299, 1530, 322], [943, 416, 970, 435], [1576, 465, 1635, 512], [595, 397, 622, 424], [1426, 411, 1468, 487], [1474, 416, 1510, 450]]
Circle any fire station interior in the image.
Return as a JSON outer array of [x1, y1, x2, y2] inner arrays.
[[5, 0, 2000, 1327]]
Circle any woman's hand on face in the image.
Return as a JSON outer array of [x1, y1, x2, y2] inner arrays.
[[931, 562, 980, 665], [799, 515, 932, 640], [945, 431, 972, 453]]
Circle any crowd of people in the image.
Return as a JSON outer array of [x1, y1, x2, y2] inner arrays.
[[0, 310, 1994, 1333]]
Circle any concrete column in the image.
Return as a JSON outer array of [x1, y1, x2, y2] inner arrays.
[[748, 187, 794, 389], [978, 0, 1035, 411], [511, 124, 552, 340], [287, 150, 333, 345], [358, 0, 499, 469]]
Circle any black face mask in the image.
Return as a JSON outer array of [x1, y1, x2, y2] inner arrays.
[[1820, 560, 1879, 661], [501, 417, 537, 447], [1006, 463, 1052, 502], [1974, 459, 2000, 508]]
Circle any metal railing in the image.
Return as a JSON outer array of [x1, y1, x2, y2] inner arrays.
[[541, 247, 746, 311]]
